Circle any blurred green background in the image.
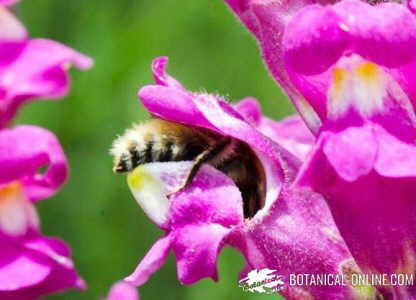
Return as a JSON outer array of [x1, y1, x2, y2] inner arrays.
[[15, 1, 293, 299]]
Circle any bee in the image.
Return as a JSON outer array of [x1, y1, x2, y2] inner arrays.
[[110, 118, 266, 218]]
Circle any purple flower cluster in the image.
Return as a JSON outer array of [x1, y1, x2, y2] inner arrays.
[[0, 1, 92, 299], [117, 0, 416, 299]]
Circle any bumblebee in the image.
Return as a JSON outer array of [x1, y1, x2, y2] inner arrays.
[[111, 118, 266, 218]]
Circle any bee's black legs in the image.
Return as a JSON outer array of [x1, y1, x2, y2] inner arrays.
[[170, 137, 232, 195]]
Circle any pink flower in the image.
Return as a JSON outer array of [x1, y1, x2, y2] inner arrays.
[[0, 1, 92, 298], [0, 127, 85, 300], [225, 0, 416, 297], [0, 2, 92, 128], [118, 58, 376, 299], [0, 38, 92, 128]]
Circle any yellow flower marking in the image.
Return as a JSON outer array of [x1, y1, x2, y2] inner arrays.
[[328, 60, 386, 118], [0, 181, 22, 205], [355, 62, 380, 83], [127, 165, 169, 225], [332, 67, 348, 95], [0, 181, 38, 236], [127, 166, 157, 190]]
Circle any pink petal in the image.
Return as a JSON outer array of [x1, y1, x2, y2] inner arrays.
[[0, 39, 92, 127], [151, 57, 183, 89], [108, 281, 139, 300], [234, 97, 262, 125], [125, 235, 171, 286], [323, 125, 378, 181], [0, 125, 68, 202], [0, 254, 51, 291], [172, 224, 229, 284], [283, 5, 349, 75]]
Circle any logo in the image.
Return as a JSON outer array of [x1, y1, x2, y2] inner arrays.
[[239, 268, 285, 294]]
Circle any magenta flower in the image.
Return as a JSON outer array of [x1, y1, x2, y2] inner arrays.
[[225, 0, 416, 297], [0, 126, 85, 299], [0, 1, 92, 128], [0, 1, 92, 298], [117, 57, 378, 299]]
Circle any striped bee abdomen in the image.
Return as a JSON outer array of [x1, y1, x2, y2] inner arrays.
[[111, 118, 266, 218], [111, 119, 213, 173]]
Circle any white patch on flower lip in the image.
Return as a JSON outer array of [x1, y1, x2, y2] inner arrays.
[[352, 62, 386, 116], [127, 162, 193, 226], [328, 61, 386, 119], [328, 67, 351, 118], [0, 182, 39, 236]]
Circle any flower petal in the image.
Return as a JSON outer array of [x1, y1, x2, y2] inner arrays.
[[126, 162, 243, 286], [258, 115, 314, 161], [0, 7, 26, 42], [323, 125, 377, 182], [228, 187, 363, 299], [151, 56, 183, 89], [375, 125, 416, 177], [125, 235, 171, 286], [0, 125, 68, 202], [0, 233, 84, 299], [283, 4, 349, 76], [0, 182, 39, 236], [234, 97, 262, 125], [0, 253, 51, 291], [335, 0, 416, 68], [108, 281, 139, 300], [172, 224, 229, 284], [223, 0, 331, 133], [0, 39, 92, 127], [234, 98, 315, 160]]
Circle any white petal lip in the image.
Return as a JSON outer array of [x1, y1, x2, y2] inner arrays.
[[0, 182, 39, 236], [127, 162, 194, 226]]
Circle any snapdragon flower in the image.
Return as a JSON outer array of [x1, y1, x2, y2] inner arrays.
[[118, 57, 377, 299], [0, 1, 92, 129], [225, 0, 416, 297], [0, 127, 85, 300], [0, 0, 92, 298]]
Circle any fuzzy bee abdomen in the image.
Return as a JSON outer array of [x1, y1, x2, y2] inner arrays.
[[113, 135, 207, 173]]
